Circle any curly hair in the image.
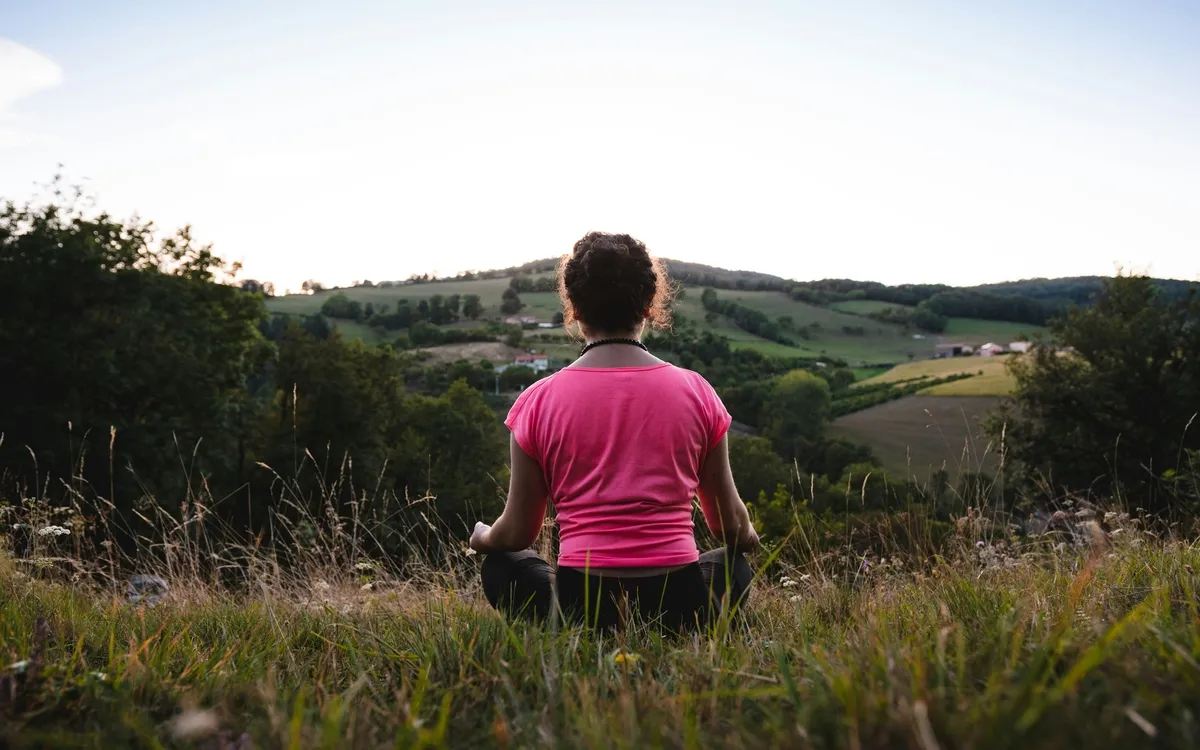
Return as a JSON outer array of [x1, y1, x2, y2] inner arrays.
[[558, 232, 674, 334]]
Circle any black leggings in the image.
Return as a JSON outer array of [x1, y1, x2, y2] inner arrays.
[[481, 548, 753, 632]]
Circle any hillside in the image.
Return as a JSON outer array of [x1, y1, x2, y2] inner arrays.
[[267, 259, 1065, 365]]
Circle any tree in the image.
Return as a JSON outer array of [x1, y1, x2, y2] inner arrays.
[[504, 328, 524, 349], [987, 274, 1200, 513], [500, 287, 523, 315], [760, 370, 832, 461], [301, 279, 325, 294], [320, 293, 363, 321], [500, 365, 537, 391], [462, 294, 483, 320], [0, 187, 271, 549], [551, 310, 565, 326], [984, 272, 1200, 511], [728, 434, 792, 509]]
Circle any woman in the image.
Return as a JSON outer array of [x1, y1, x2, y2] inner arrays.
[[469, 231, 759, 632]]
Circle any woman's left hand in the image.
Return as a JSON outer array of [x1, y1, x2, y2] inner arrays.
[[469, 521, 492, 553]]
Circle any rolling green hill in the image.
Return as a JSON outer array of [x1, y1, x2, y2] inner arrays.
[[265, 261, 1067, 364]]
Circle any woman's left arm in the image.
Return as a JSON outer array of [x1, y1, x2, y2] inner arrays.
[[469, 434, 549, 552]]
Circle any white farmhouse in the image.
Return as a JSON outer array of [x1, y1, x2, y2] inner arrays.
[[1009, 341, 1032, 353], [514, 353, 550, 372]]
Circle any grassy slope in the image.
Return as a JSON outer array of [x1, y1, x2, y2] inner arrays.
[[3, 539, 1198, 749], [829, 299, 910, 314], [830, 395, 1004, 478], [857, 356, 1017, 397], [943, 317, 1046, 341], [267, 279, 1046, 365]]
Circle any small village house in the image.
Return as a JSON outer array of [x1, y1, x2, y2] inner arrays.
[[514, 353, 550, 372], [1008, 341, 1032, 353], [977, 342, 1006, 357]]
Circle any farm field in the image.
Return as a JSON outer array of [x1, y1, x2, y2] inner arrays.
[[857, 355, 1017, 396], [830, 395, 1004, 478], [676, 290, 933, 365], [268, 274, 555, 319], [268, 277, 1046, 367], [829, 299, 910, 315], [942, 317, 1045, 341]]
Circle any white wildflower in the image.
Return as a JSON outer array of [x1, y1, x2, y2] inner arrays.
[[37, 525, 71, 537], [354, 561, 376, 571], [789, 595, 802, 603], [169, 709, 220, 741], [313, 580, 330, 591]]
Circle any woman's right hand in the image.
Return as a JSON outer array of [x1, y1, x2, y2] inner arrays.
[[736, 524, 761, 554]]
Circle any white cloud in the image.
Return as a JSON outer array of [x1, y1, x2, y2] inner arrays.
[[0, 39, 63, 148]]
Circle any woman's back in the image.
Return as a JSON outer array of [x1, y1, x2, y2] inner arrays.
[[506, 362, 731, 568]]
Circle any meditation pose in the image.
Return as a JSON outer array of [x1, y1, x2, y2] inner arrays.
[[469, 232, 759, 632]]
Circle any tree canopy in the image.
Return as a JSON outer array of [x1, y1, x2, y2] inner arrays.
[[987, 274, 1200, 514]]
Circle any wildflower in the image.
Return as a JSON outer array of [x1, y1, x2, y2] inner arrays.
[[37, 525, 71, 537], [611, 650, 640, 664], [789, 595, 802, 603], [169, 709, 220, 741], [313, 580, 330, 591], [976, 541, 986, 548], [354, 561, 376, 572], [360, 582, 373, 591]]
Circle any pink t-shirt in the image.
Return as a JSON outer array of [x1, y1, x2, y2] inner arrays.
[[505, 363, 732, 568]]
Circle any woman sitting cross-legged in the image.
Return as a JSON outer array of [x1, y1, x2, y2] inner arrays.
[[469, 231, 759, 633]]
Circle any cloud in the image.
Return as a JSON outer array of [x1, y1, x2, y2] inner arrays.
[[0, 39, 63, 148]]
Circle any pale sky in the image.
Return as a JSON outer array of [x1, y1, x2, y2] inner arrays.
[[2, 0, 1198, 292]]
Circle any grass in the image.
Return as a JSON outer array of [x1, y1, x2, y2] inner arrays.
[[829, 300, 911, 315], [3, 441, 1200, 749], [267, 276, 553, 319], [942, 317, 1046, 342], [858, 356, 1016, 396], [4, 528, 1199, 748], [830, 395, 1005, 478]]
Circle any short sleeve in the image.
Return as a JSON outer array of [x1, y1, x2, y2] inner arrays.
[[695, 374, 733, 450], [504, 384, 541, 460]]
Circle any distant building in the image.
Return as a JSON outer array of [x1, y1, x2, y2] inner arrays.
[[514, 353, 550, 372], [1008, 341, 1032, 353], [977, 343, 1006, 357], [935, 343, 970, 358], [504, 315, 540, 326]]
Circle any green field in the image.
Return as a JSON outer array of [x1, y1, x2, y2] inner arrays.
[[674, 291, 933, 365], [830, 394, 1005, 478], [943, 317, 1045, 341], [858, 356, 1016, 396], [829, 299, 911, 315], [269, 278, 1048, 367]]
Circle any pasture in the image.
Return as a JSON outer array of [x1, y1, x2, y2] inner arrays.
[[829, 299, 910, 315], [830, 395, 1004, 478], [942, 317, 1046, 342], [857, 355, 1017, 396]]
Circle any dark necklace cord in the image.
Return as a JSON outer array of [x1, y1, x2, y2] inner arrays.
[[579, 337, 649, 357]]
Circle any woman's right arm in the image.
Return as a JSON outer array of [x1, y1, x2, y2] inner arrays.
[[697, 434, 760, 552]]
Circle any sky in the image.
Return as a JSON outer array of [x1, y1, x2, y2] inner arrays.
[[2, 0, 1199, 292]]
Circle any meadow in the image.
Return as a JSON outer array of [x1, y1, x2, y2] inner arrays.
[[856, 356, 1016, 396], [268, 276, 1046, 368], [4, 496, 1198, 749], [830, 395, 1004, 477]]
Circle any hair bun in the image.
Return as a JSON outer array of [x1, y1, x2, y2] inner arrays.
[[579, 235, 645, 280]]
